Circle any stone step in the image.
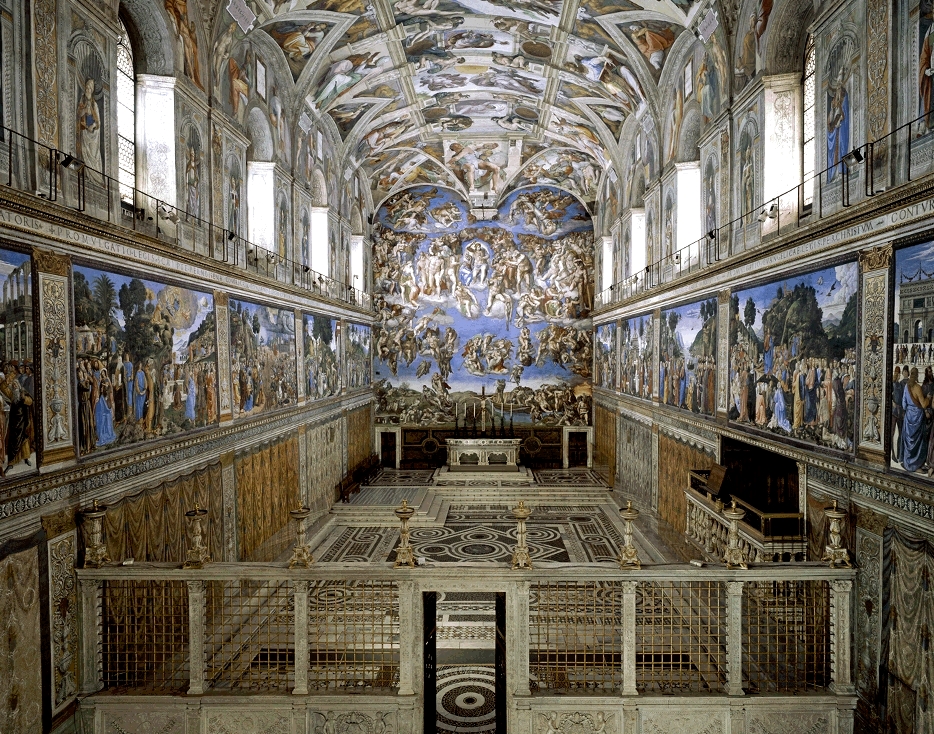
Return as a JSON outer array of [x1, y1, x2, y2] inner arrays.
[[329, 488, 447, 526]]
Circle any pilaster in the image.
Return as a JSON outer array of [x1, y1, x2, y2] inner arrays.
[[397, 580, 419, 697], [293, 580, 309, 695], [295, 308, 306, 403], [830, 579, 856, 695], [78, 579, 102, 695], [717, 290, 730, 419], [726, 581, 745, 696], [214, 291, 233, 424], [220, 451, 237, 562], [186, 580, 205, 695], [136, 75, 178, 207], [507, 580, 531, 698], [621, 580, 637, 696], [857, 244, 892, 463], [34, 247, 76, 466]]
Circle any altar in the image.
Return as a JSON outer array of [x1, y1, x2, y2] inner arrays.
[[446, 438, 521, 472]]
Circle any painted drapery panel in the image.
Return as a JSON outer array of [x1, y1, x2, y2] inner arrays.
[[303, 312, 339, 400], [373, 185, 593, 426], [729, 261, 858, 451], [72, 264, 217, 456], [594, 321, 617, 390], [620, 313, 653, 400], [659, 298, 717, 416], [891, 241, 934, 478], [229, 298, 296, 418], [346, 321, 372, 389]]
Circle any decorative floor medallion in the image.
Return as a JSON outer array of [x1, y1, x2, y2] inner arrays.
[[436, 665, 497, 733]]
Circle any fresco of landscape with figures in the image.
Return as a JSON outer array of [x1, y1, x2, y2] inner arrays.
[[373, 185, 593, 426], [72, 264, 218, 457], [890, 241, 934, 479], [620, 313, 654, 400], [346, 322, 372, 389], [229, 299, 296, 419], [659, 298, 717, 417], [729, 261, 858, 451], [303, 312, 340, 400], [594, 322, 616, 390]]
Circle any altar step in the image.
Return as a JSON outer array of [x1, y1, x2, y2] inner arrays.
[[329, 486, 450, 527], [429, 484, 610, 505]]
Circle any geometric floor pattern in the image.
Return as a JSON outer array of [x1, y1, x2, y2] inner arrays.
[[365, 469, 437, 486], [436, 665, 497, 733], [532, 468, 609, 486]]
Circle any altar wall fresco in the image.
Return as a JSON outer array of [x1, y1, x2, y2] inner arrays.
[[373, 185, 593, 426]]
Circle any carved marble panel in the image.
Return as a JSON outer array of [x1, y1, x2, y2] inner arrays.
[[33, 0, 59, 149], [858, 247, 890, 457], [101, 710, 185, 734], [311, 711, 394, 733], [641, 712, 724, 734], [48, 530, 77, 715], [534, 711, 618, 734], [746, 713, 829, 734], [207, 711, 291, 734]]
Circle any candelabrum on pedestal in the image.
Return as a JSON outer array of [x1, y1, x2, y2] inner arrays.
[[288, 506, 314, 568], [821, 500, 852, 568], [722, 501, 748, 570], [183, 503, 211, 569], [82, 499, 110, 568], [511, 500, 533, 570], [394, 499, 416, 568], [617, 501, 642, 569]]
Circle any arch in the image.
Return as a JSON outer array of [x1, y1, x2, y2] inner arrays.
[[119, 0, 174, 76], [311, 168, 328, 207], [764, 0, 814, 75], [676, 107, 702, 163], [246, 107, 274, 162]]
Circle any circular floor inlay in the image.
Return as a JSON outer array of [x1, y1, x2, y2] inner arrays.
[[436, 666, 497, 733]]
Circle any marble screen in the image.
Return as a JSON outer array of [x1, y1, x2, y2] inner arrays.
[[72, 264, 218, 456], [373, 185, 593, 426]]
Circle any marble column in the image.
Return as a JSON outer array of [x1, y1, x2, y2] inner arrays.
[[34, 248, 75, 465], [857, 245, 892, 463]]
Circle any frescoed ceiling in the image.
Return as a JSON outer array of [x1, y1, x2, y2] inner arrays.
[[213, 0, 711, 207]]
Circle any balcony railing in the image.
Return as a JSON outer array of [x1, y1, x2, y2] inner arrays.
[[0, 126, 374, 312], [597, 111, 934, 310], [76, 561, 854, 701]]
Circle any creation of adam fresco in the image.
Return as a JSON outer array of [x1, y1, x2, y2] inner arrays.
[[373, 185, 593, 426]]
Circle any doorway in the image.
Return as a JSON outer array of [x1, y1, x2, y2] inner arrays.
[[424, 591, 506, 733], [380, 431, 396, 468], [567, 431, 588, 467]]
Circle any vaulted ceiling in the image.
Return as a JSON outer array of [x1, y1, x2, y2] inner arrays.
[[210, 0, 722, 211]]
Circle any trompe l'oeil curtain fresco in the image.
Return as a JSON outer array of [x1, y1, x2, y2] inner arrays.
[[886, 529, 934, 733], [237, 436, 298, 562], [103, 462, 224, 563]]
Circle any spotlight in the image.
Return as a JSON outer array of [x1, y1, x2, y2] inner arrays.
[[757, 209, 769, 223], [247, 246, 254, 255], [266, 251, 278, 263], [844, 148, 864, 165], [767, 202, 778, 219], [706, 229, 716, 242], [226, 230, 235, 241], [673, 252, 681, 264], [302, 265, 310, 273], [60, 154, 77, 169]]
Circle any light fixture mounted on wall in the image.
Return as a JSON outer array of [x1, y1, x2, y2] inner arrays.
[[843, 148, 864, 166]]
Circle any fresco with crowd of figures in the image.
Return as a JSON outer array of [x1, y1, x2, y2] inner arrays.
[[303, 312, 340, 400], [659, 298, 717, 416], [229, 298, 296, 419], [620, 313, 654, 400], [373, 185, 594, 426], [890, 241, 934, 478], [729, 261, 858, 451], [72, 264, 218, 456], [346, 322, 372, 389], [594, 322, 616, 390]]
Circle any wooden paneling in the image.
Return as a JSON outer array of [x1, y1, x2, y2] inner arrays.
[[594, 403, 617, 486], [346, 404, 373, 474]]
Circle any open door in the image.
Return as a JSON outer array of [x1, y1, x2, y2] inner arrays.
[[495, 592, 507, 733], [424, 592, 437, 734]]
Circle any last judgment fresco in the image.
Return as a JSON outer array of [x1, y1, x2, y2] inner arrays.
[[729, 261, 858, 451], [373, 185, 593, 426], [72, 264, 218, 457]]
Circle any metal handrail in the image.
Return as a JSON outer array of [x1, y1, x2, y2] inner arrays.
[[0, 125, 374, 312], [597, 109, 934, 309]]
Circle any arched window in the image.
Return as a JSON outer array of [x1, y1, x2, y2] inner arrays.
[[801, 34, 815, 209], [116, 20, 136, 202]]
